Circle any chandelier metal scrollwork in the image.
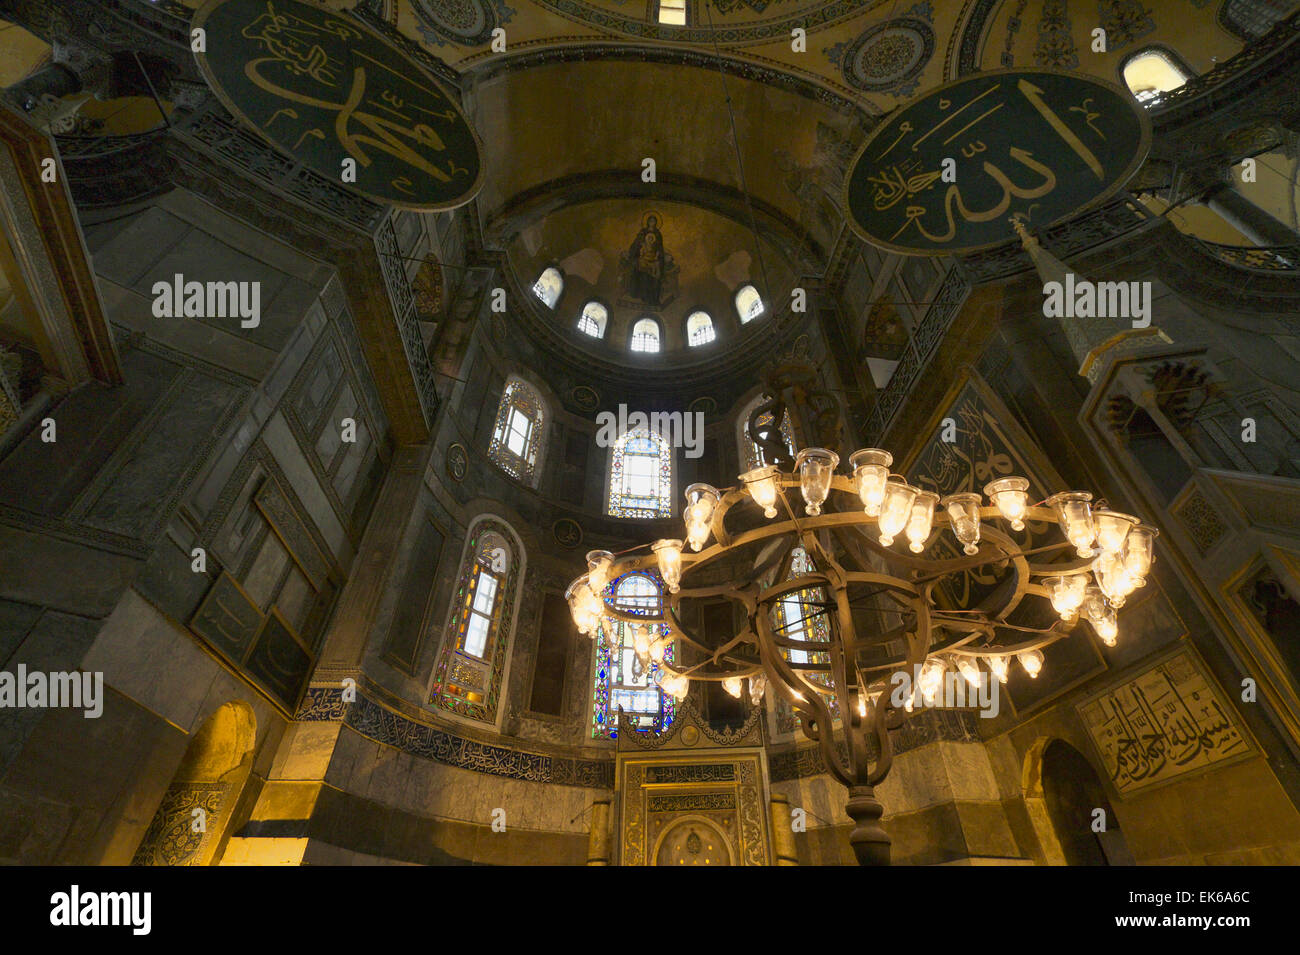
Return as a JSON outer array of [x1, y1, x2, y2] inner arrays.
[[567, 447, 1158, 866]]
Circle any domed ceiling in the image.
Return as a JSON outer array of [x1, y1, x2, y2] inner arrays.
[[151, 0, 1250, 383]]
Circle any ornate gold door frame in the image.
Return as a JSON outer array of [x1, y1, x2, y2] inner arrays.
[[616, 751, 771, 866]]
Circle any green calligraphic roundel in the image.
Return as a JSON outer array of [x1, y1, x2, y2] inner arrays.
[[193, 0, 483, 210], [844, 68, 1150, 255]]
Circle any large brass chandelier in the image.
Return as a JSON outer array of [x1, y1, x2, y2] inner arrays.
[[566, 391, 1156, 866]]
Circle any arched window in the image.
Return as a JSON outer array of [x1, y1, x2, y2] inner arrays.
[[578, 301, 607, 338], [1122, 49, 1192, 105], [592, 571, 676, 738], [532, 267, 563, 309], [608, 427, 673, 518], [735, 284, 764, 323], [739, 394, 796, 471], [488, 376, 546, 487], [631, 317, 660, 353], [686, 311, 715, 346], [430, 518, 523, 727]]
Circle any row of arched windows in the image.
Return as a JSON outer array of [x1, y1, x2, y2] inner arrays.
[[531, 268, 764, 351], [484, 377, 797, 517]]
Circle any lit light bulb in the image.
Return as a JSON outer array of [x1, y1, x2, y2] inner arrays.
[[1018, 649, 1045, 679], [1093, 608, 1118, 647], [684, 483, 719, 523], [1094, 509, 1138, 555], [987, 655, 1010, 684], [660, 672, 689, 701], [565, 577, 602, 636], [1123, 523, 1158, 586], [649, 634, 667, 665], [956, 657, 982, 687], [985, 477, 1030, 531], [739, 465, 780, 519], [723, 676, 744, 699], [585, 550, 614, 595], [906, 490, 940, 553], [878, 478, 919, 547], [633, 625, 650, 660], [850, 448, 893, 517], [942, 492, 983, 555], [1093, 550, 1134, 607], [748, 671, 766, 705], [794, 448, 839, 516], [1047, 491, 1096, 558], [652, 539, 684, 593], [1048, 574, 1087, 621], [684, 507, 710, 553], [919, 659, 946, 703]]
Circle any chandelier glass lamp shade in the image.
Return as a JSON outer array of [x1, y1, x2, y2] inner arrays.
[[984, 476, 1030, 531], [1122, 524, 1159, 586], [740, 465, 782, 518], [877, 478, 918, 546], [850, 448, 893, 516], [684, 484, 722, 552], [941, 492, 983, 555], [565, 447, 1157, 865], [586, 550, 615, 594], [794, 448, 839, 516], [1046, 491, 1097, 558], [905, 490, 941, 554]]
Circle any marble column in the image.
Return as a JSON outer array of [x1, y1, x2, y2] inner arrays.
[[586, 798, 611, 865], [770, 793, 799, 865]]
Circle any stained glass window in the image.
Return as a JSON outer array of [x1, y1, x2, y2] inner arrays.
[[532, 267, 563, 308], [578, 301, 607, 338], [740, 395, 797, 471], [631, 317, 660, 353], [592, 571, 675, 738], [686, 311, 715, 346], [608, 428, 673, 518], [735, 284, 764, 323], [772, 547, 835, 708], [488, 377, 546, 487], [430, 522, 520, 725]]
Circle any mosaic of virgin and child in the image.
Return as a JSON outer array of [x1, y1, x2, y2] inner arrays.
[[619, 213, 678, 308]]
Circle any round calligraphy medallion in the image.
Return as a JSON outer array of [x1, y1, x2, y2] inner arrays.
[[552, 518, 583, 549], [192, 0, 484, 210], [843, 68, 1150, 255], [446, 442, 468, 482]]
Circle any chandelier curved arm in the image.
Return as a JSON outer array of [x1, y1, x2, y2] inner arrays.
[[755, 607, 852, 788]]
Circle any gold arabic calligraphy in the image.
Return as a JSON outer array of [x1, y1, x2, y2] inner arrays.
[[1080, 654, 1248, 793], [238, 2, 470, 189], [865, 78, 1112, 246]]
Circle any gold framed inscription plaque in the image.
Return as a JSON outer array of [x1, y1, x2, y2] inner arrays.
[[192, 0, 484, 210]]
